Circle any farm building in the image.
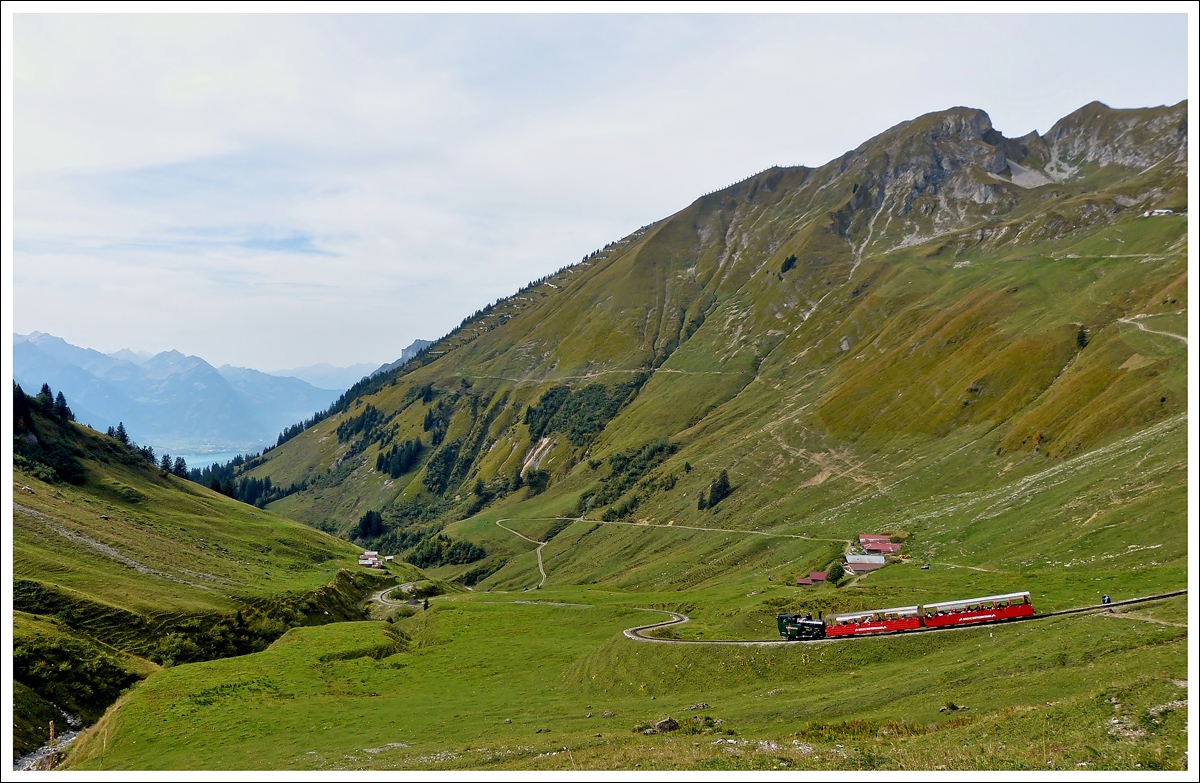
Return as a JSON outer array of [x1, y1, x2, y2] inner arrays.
[[358, 550, 384, 568], [796, 577, 814, 586], [844, 554, 887, 574], [809, 571, 827, 582], [859, 534, 892, 544], [863, 542, 901, 554]]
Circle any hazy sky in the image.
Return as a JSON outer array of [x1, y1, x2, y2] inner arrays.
[[9, 12, 1190, 370]]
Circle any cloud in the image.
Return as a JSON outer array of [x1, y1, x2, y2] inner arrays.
[[12, 12, 1189, 368]]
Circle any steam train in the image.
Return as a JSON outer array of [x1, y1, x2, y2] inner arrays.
[[776, 591, 1034, 641]]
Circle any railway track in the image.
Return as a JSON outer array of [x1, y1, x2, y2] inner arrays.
[[623, 589, 1188, 646]]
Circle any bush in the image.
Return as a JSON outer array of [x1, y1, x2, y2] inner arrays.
[[706, 469, 732, 508], [525, 468, 550, 495]]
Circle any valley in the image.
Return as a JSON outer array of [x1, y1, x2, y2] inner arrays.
[[11, 99, 1189, 771]]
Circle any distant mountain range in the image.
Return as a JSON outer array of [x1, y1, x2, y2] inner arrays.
[[12, 333, 429, 456], [366, 339, 434, 377], [270, 340, 431, 390]]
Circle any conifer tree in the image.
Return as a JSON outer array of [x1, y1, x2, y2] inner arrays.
[[54, 391, 73, 422], [161, 453, 172, 472], [14, 383, 34, 433], [115, 422, 129, 445], [173, 457, 188, 477]]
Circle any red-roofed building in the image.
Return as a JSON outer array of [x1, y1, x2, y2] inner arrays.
[[809, 571, 828, 582], [859, 534, 891, 544], [844, 554, 887, 573], [796, 577, 814, 586], [863, 542, 901, 554]]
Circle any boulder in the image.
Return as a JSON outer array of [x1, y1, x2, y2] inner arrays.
[[653, 717, 679, 733]]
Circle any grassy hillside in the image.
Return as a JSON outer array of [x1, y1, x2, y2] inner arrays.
[[63, 591, 1187, 771], [11, 396, 424, 759], [51, 100, 1189, 770], [232, 102, 1185, 593]]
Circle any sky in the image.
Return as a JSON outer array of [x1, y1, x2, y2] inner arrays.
[[7, 10, 1191, 370]]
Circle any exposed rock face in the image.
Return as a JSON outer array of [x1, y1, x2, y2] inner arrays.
[[1044, 101, 1188, 172], [821, 100, 1187, 253]]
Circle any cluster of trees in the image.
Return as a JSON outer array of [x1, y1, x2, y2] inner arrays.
[[100, 420, 162, 468], [422, 438, 462, 495], [368, 520, 488, 569], [22, 383, 76, 424], [212, 474, 299, 507], [189, 452, 262, 486], [13, 383, 86, 484], [460, 559, 504, 587], [422, 397, 454, 446], [697, 469, 732, 510], [407, 383, 436, 405], [376, 438, 423, 478], [524, 468, 550, 495], [405, 532, 486, 569], [524, 378, 646, 447], [275, 411, 327, 448], [356, 509, 384, 539], [601, 494, 639, 522], [578, 438, 678, 516], [336, 403, 387, 444], [188, 452, 306, 508], [15, 383, 72, 430], [158, 453, 189, 478]]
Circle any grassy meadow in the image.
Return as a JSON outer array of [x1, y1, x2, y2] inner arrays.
[[64, 591, 1187, 771]]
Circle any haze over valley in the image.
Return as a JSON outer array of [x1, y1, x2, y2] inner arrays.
[[13, 332, 430, 459]]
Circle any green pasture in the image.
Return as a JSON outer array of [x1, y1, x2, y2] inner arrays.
[[64, 593, 1186, 771]]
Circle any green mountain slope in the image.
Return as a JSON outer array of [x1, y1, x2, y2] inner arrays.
[[238, 101, 1185, 592], [11, 394, 414, 759]]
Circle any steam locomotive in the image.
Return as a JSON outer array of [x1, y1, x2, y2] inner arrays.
[[776, 591, 1034, 641]]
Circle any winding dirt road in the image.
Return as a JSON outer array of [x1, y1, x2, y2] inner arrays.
[[1118, 315, 1188, 347], [496, 519, 548, 588]]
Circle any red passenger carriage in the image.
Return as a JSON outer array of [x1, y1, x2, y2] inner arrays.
[[920, 591, 1034, 628], [825, 605, 921, 637]]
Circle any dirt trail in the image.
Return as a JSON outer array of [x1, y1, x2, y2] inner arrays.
[[593, 517, 849, 544], [492, 515, 851, 592], [1118, 315, 1188, 347], [373, 583, 417, 607], [14, 503, 212, 590], [496, 519, 548, 588]]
